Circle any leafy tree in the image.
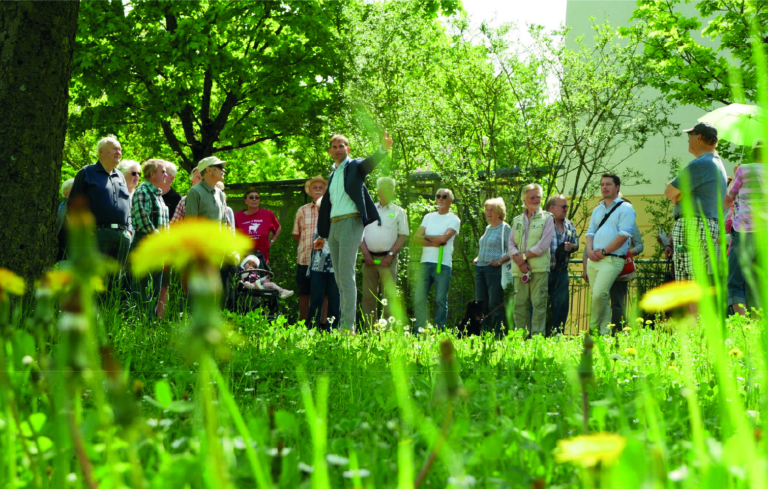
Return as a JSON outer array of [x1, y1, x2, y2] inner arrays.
[[71, 0, 343, 172], [0, 1, 80, 282], [620, 0, 768, 108]]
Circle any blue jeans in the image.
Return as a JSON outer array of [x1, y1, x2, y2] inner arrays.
[[547, 267, 569, 335], [415, 263, 452, 330], [309, 270, 340, 331], [474, 265, 504, 335], [727, 230, 761, 309]]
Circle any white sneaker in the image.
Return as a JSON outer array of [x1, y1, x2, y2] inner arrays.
[[280, 290, 294, 299]]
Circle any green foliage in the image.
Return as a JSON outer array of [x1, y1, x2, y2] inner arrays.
[[620, 0, 768, 108], [71, 0, 343, 171]]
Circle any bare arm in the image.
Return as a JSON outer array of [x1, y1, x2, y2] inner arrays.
[[664, 183, 681, 204], [292, 233, 300, 243], [270, 225, 282, 245]]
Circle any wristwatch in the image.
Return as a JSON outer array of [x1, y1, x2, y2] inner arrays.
[[600, 249, 607, 256], [522, 254, 528, 261], [388, 251, 395, 257]]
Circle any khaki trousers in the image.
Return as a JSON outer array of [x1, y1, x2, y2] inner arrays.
[[361, 256, 399, 324], [513, 272, 549, 336], [586, 256, 625, 335]]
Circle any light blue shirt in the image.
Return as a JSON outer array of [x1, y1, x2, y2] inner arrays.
[[586, 197, 636, 256], [329, 157, 358, 218]]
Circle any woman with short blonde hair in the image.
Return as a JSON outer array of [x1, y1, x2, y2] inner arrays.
[[473, 197, 512, 335]]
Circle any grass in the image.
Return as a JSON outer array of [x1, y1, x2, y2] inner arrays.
[[1, 287, 765, 488]]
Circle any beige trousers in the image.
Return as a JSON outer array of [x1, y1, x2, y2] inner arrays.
[[587, 256, 625, 335], [361, 256, 399, 324], [513, 272, 549, 336]]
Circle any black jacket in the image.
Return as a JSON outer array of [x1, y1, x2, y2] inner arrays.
[[317, 148, 386, 238]]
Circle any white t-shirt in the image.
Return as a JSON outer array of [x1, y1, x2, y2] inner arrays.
[[419, 212, 461, 266]]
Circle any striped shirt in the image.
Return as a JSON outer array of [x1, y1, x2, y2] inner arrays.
[[729, 163, 767, 232], [477, 223, 511, 266], [550, 218, 578, 270], [292, 202, 319, 266]]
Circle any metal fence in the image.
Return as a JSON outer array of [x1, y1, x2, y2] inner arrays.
[[562, 258, 669, 334]]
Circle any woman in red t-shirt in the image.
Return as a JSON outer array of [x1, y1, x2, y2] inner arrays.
[[234, 188, 281, 262]]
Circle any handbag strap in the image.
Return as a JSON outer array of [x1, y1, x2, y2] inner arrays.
[[595, 201, 624, 232]]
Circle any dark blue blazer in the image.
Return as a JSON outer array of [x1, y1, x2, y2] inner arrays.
[[317, 148, 387, 238]]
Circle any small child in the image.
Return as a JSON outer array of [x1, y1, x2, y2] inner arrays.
[[239, 255, 294, 299]]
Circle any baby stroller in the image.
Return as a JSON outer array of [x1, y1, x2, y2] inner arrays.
[[231, 251, 280, 320]]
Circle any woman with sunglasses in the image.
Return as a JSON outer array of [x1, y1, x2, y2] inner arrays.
[[117, 159, 142, 200], [234, 188, 281, 262]]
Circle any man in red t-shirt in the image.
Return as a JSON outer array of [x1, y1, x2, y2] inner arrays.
[[234, 188, 281, 261]]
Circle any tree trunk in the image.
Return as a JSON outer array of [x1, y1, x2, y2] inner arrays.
[[0, 1, 80, 283]]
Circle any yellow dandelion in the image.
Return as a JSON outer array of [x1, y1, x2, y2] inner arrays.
[[607, 323, 616, 329], [645, 320, 653, 325], [623, 347, 638, 357], [39, 270, 74, 295], [744, 325, 752, 332], [130, 219, 253, 277], [635, 317, 644, 324], [623, 327, 632, 333], [554, 432, 627, 467], [639, 281, 701, 312], [668, 364, 679, 373], [0, 268, 26, 297], [728, 348, 743, 359]]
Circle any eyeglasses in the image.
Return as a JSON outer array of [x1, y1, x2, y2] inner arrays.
[[130, 171, 140, 177], [558, 204, 568, 209], [248, 196, 260, 200], [436, 194, 450, 200]]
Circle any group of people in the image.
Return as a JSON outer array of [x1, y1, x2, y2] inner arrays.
[[57, 119, 759, 333]]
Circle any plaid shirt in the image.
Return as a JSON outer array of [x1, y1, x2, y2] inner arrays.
[[131, 181, 169, 238], [292, 202, 319, 266], [550, 218, 578, 270], [170, 196, 187, 224]]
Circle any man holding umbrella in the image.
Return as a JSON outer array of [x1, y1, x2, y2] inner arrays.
[[664, 121, 727, 283]]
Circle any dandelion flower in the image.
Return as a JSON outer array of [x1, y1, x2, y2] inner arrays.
[[131, 218, 252, 276], [388, 316, 396, 324], [381, 299, 388, 306], [639, 281, 701, 312], [635, 317, 644, 324], [623, 348, 638, 356], [607, 323, 615, 330], [645, 320, 653, 325], [0, 268, 25, 297], [376, 318, 388, 329], [554, 432, 627, 467], [623, 327, 632, 333], [728, 348, 743, 359]]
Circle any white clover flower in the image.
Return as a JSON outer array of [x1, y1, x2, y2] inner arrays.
[[22, 355, 34, 366], [329, 316, 336, 324], [67, 473, 77, 483], [418, 327, 425, 333], [381, 299, 388, 306], [343, 469, 371, 478], [447, 474, 477, 487], [386, 420, 398, 430], [326, 454, 349, 465]]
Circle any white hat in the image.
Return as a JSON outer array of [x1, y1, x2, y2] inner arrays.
[[241, 255, 260, 269], [196, 156, 227, 172]]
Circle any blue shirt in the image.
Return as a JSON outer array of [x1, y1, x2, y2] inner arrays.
[[69, 161, 133, 233], [671, 152, 727, 219], [586, 197, 636, 256]]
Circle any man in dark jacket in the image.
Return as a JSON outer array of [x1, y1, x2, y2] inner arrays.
[[314, 131, 393, 333]]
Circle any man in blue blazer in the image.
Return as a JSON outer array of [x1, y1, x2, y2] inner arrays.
[[314, 131, 394, 333]]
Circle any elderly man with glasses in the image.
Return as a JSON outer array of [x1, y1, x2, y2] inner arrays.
[[544, 194, 578, 335], [413, 188, 461, 331], [186, 156, 229, 230], [509, 183, 555, 337], [130, 159, 170, 316]]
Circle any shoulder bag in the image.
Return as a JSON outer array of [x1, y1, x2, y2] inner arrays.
[[595, 201, 635, 276]]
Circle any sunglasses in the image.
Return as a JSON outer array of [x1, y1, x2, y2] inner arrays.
[[436, 194, 450, 200], [248, 196, 261, 200], [130, 171, 140, 177], [212, 164, 225, 171]]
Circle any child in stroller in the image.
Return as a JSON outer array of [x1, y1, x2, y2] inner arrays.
[[239, 254, 294, 299]]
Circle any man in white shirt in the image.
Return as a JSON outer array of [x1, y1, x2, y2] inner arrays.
[[413, 188, 461, 330], [360, 177, 409, 324]]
